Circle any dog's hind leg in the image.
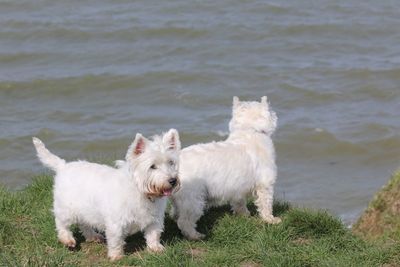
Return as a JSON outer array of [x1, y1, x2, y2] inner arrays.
[[55, 217, 76, 248], [254, 181, 281, 224]]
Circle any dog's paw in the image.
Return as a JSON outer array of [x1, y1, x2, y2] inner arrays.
[[108, 253, 123, 262], [59, 237, 76, 248], [263, 215, 282, 224], [186, 231, 205, 241], [148, 243, 165, 253]]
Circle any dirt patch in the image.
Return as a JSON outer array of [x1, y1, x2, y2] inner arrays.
[[187, 247, 207, 258]]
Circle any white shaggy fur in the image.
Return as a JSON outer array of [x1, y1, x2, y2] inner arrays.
[[170, 96, 281, 240], [32, 129, 181, 261]]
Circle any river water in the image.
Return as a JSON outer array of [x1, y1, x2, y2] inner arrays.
[[1, 0, 400, 224]]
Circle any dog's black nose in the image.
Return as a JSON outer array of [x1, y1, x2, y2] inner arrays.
[[168, 178, 177, 187]]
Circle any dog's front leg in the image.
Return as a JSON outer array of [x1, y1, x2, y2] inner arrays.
[[144, 222, 164, 252], [105, 224, 125, 261]]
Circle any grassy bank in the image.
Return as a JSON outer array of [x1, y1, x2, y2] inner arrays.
[[353, 171, 400, 243], [1, 175, 399, 266]]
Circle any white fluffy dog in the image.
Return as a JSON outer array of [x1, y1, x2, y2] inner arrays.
[[32, 129, 181, 261], [170, 96, 281, 240]]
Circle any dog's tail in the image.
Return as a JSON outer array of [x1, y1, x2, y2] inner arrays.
[[32, 137, 66, 172]]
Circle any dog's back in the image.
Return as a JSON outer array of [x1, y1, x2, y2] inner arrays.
[[53, 161, 132, 228], [178, 140, 257, 201], [33, 137, 134, 227]]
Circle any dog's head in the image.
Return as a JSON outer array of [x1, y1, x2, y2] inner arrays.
[[228, 96, 277, 136], [125, 129, 181, 199]]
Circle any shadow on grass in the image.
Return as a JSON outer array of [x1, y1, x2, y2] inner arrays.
[[70, 200, 290, 255], [197, 205, 232, 239], [124, 233, 147, 254], [170, 200, 290, 242], [243, 200, 290, 218], [124, 215, 184, 254], [70, 227, 148, 255], [70, 227, 87, 251]]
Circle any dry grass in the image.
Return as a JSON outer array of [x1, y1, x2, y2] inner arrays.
[[353, 170, 400, 241]]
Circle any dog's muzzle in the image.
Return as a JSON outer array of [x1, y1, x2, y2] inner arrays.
[[168, 177, 178, 187], [162, 177, 180, 196], [146, 177, 181, 199]]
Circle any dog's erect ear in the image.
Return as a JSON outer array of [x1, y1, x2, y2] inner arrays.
[[163, 128, 181, 151], [261, 96, 268, 105], [126, 133, 149, 161], [233, 96, 240, 108]]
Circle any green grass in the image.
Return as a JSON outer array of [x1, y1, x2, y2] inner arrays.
[[1, 175, 399, 266]]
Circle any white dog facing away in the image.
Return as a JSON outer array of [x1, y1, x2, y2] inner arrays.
[[170, 96, 281, 240], [32, 129, 181, 261]]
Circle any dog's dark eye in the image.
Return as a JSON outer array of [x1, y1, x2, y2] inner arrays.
[[168, 160, 175, 166], [150, 164, 157, 170]]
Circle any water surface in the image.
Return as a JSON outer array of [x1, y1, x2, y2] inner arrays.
[[1, 0, 400, 224]]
